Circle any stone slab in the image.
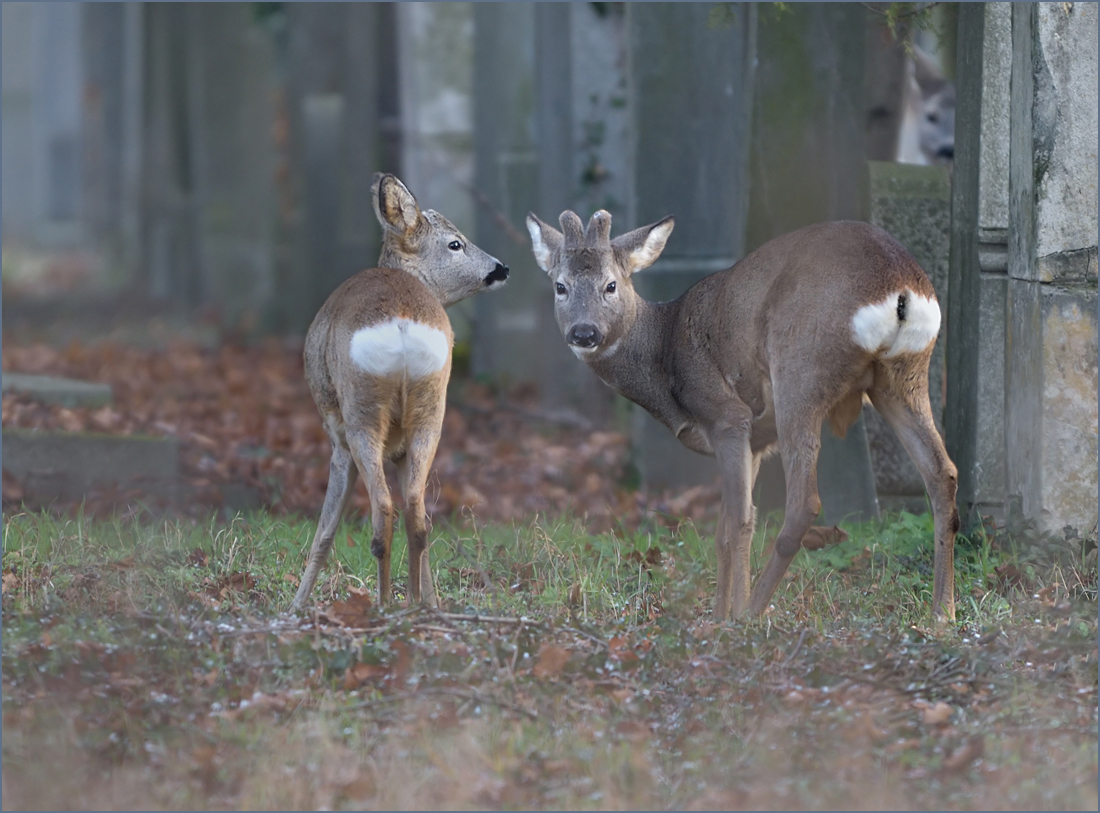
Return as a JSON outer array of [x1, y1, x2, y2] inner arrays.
[[1037, 287, 1098, 537], [2, 428, 179, 503], [1, 372, 112, 408]]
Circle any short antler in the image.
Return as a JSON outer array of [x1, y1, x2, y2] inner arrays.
[[557, 209, 614, 249], [559, 211, 585, 247], [585, 210, 613, 246]]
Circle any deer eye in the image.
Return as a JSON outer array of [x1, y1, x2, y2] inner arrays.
[[555, 282, 567, 296], [605, 281, 617, 294], [448, 240, 463, 251], [926, 112, 940, 124]]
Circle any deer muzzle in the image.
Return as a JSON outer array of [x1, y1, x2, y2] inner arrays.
[[485, 263, 510, 287], [566, 323, 602, 349]]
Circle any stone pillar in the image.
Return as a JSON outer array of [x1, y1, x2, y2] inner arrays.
[[140, 2, 202, 305], [866, 161, 950, 511], [80, 1, 145, 280], [946, 2, 1011, 526], [2, 2, 36, 240], [533, 2, 631, 423], [81, 3, 126, 256], [1004, 2, 1098, 538], [949, 2, 1098, 540], [470, 4, 546, 385], [745, 3, 879, 524], [187, 3, 278, 329], [626, 2, 755, 490], [269, 2, 395, 335], [397, 3, 479, 343]]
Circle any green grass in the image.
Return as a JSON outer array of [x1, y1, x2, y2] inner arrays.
[[3, 507, 1097, 809]]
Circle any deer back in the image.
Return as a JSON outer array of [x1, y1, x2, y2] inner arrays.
[[305, 267, 453, 438]]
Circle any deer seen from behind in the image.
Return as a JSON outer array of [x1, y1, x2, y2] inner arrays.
[[526, 209, 959, 621], [290, 173, 509, 611]]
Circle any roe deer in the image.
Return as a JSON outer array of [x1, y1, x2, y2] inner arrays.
[[291, 173, 508, 610], [526, 210, 959, 620], [897, 45, 955, 165]]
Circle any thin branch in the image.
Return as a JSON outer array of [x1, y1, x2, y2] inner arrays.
[[436, 611, 542, 626], [462, 181, 529, 247], [350, 686, 540, 720], [859, 1, 942, 20]]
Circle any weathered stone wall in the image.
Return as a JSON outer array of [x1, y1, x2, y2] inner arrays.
[[950, 2, 1097, 541]]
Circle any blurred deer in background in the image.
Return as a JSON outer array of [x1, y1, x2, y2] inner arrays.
[[527, 209, 959, 621], [897, 45, 956, 165], [291, 173, 508, 610]]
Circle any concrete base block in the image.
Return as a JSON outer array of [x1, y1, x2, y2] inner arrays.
[[2, 428, 179, 504], [2, 373, 112, 409]]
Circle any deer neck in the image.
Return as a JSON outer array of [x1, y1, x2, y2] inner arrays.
[[588, 297, 692, 434], [377, 243, 446, 305]]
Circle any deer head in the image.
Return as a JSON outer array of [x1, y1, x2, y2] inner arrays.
[[374, 173, 509, 307], [525, 209, 674, 358]]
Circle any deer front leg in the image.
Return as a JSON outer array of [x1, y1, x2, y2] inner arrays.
[[745, 416, 822, 617], [711, 420, 756, 619], [291, 442, 357, 610]]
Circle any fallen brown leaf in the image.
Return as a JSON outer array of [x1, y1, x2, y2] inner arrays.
[[533, 644, 570, 678]]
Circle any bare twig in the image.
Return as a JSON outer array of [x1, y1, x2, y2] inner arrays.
[[781, 628, 810, 667], [859, 1, 942, 20], [437, 611, 541, 626], [561, 625, 609, 648], [462, 182, 528, 247], [350, 686, 539, 720]]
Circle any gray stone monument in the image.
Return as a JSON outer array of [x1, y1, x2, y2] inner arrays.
[[866, 161, 951, 511], [745, 3, 879, 524], [1004, 2, 1098, 538], [949, 2, 1097, 540], [625, 2, 755, 491]]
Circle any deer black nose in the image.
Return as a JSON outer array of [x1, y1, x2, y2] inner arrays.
[[936, 145, 954, 160], [567, 324, 602, 349], [485, 263, 509, 285]]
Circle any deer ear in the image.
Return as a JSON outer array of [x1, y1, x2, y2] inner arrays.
[[372, 173, 422, 236], [526, 213, 563, 274], [911, 46, 947, 95], [612, 216, 675, 274]]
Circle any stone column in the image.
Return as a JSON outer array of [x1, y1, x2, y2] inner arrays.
[[866, 161, 950, 512], [625, 2, 755, 490], [187, 3, 278, 330], [745, 3, 879, 524], [1003, 2, 1098, 539], [270, 3, 395, 335], [470, 4, 545, 385], [946, 2, 1011, 526]]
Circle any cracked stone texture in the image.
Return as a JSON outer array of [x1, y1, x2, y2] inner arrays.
[[1033, 4, 1098, 279], [1039, 289, 1098, 536]]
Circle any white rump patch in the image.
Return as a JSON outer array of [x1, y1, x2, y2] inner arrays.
[[851, 290, 940, 358], [349, 318, 450, 379]]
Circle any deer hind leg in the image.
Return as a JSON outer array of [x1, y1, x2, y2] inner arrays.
[[397, 385, 446, 607], [346, 429, 395, 605], [396, 440, 440, 607], [869, 360, 959, 621], [291, 440, 358, 610], [745, 408, 824, 617]]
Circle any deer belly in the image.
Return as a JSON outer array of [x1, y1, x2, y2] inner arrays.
[[349, 318, 450, 379]]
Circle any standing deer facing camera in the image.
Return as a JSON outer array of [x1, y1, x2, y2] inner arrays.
[[291, 173, 508, 611], [526, 210, 959, 620]]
